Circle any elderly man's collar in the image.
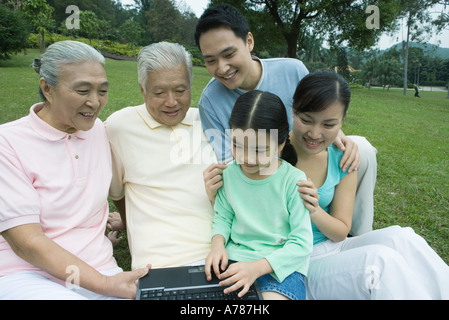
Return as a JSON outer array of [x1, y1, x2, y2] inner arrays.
[[137, 104, 194, 129]]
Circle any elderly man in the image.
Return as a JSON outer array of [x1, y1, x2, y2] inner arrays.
[[105, 42, 217, 270]]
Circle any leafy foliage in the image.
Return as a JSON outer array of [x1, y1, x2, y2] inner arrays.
[[211, 0, 403, 58], [0, 4, 30, 59]]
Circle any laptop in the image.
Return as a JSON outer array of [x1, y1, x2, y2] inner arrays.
[[136, 265, 263, 300]]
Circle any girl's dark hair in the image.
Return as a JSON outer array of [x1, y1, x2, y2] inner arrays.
[[229, 90, 297, 166], [293, 69, 351, 117], [195, 4, 250, 50]]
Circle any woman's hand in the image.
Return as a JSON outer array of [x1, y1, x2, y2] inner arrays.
[[102, 264, 151, 299], [203, 163, 227, 205], [2, 223, 151, 299], [297, 178, 320, 215]]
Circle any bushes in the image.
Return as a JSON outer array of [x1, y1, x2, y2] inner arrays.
[[28, 33, 141, 57], [349, 83, 365, 90], [100, 39, 141, 57], [27, 33, 206, 66]]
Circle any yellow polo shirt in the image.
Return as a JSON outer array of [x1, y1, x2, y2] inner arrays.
[[105, 105, 217, 270]]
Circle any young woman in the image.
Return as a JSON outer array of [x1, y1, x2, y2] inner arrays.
[[205, 90, 313, 300], [293, 70, 449, 299]]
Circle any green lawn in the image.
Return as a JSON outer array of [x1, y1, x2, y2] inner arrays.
[[1, 49, 448, 269], [348, 88, 449, 263]]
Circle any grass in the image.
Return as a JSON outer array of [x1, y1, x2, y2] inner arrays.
[[348, 88, 449, 261], [1, 50, 448, 269]]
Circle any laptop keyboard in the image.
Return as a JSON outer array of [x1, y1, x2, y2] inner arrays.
[[140, 286, 260, 300]]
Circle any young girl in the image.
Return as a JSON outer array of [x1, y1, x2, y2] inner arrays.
[[204, 90, 313, 300], [293, 70, 449, 299]]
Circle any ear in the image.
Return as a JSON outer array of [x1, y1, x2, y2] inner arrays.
[[139, 84, 146, 97], [277, 141, 286, 155], [246, 32, 255, 52], [39, 77, 53, 103]]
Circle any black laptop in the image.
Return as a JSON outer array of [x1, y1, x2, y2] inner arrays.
[[136, 265, 263, 300]]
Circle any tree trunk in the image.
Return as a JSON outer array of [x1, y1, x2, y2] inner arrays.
[[39, 32, 46, 54], [285, 31, 299, 58], [403, 14, 411, 96]]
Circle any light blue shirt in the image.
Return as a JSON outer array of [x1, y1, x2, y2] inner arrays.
[[313, 145, 349, 245], [199, 58, 309, 163]]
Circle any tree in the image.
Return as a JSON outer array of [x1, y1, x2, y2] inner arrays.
[[145, 0, 182, 43], [336, 47, 350, 81], [134, 0, 153, 42], [178, 9, 199, 47], [0, 4, 29, 60], [20, 0, 55, 53], [362, 57, 378, 88], [299, 33, 325, 64], [210, 0, 403, 58], [432, 1, 449, 98], [118, 18, 145, 55], [78, 10, 105, 45], [397, 0, 441, 95], [407, 46, 425, 85], [250, 0, 320, 58], [375, 57, 402, 90]]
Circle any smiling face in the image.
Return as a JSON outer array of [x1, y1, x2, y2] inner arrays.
[[38, 61, 109, 133], [199, 27, 261, 91], [292, 102, 346, 155], [140, 64, 191, 126]]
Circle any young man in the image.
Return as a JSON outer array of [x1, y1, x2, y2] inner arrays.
[[195, 4, 377, 236], [195, 3, 309, 164]]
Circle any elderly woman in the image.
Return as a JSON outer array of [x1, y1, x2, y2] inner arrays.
[[0, 40, 149, 299]]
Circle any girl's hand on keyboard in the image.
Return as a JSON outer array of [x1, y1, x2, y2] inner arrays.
[[219, 259, 272, 298], [205, 235, 228, 281]]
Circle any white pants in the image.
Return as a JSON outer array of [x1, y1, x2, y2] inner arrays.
[[349, 136, 377, 236], [305, 226, 449, 299], [0, 267, 123, 300]]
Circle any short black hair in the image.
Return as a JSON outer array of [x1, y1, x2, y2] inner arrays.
[[194, 3, 250, 50]]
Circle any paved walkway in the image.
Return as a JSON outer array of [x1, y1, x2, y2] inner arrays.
[[371, 86, 448, 93], [419, 86, 447, 92]]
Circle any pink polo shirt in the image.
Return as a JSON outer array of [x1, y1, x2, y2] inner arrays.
[[0, 103, 117, 282]]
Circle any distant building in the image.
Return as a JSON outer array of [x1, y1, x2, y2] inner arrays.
[[333, 65, 361, 73]]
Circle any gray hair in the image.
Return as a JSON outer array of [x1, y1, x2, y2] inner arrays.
[[32, 40, 105, 101], [137, 42, 193, 93]]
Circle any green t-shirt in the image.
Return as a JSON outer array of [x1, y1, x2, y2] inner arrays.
[[212, 160, 313, 282]]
